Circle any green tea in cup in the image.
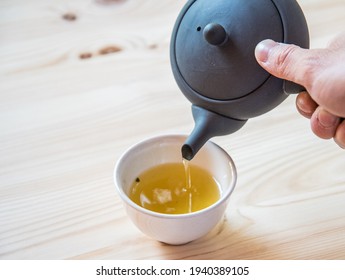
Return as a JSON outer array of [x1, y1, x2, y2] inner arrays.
[[129, 161, 220, 214]]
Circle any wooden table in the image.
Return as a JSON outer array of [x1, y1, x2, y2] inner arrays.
[[1, 0, 344, 260]]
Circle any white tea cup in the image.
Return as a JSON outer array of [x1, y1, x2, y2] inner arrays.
[[114, 135, 237, 245]]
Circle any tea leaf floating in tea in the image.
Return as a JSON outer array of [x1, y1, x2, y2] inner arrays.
[[153, 189, 172, 204]]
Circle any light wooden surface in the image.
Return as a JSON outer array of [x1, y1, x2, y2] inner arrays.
[[1, 0, 345, 260]]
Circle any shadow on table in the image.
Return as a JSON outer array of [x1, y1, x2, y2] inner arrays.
[[155, 215, 283, 260]]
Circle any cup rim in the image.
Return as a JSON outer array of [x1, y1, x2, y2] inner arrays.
[[114, 134, 237, 219]]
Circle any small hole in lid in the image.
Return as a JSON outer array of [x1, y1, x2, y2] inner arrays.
[[196, 26, 201, 32]]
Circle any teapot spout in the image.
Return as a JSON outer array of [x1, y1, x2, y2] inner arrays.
[[182, 106, 247, 160]]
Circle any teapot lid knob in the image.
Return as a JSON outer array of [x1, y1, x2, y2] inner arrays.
[[203, 23, 228, 46]]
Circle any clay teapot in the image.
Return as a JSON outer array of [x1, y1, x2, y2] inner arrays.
[[170, 0, 309, 159]]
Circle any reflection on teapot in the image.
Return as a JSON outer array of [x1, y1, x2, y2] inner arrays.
[[170, 0, 309, 160]]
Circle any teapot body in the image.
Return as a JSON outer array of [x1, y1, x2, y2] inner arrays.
[[170, 0, 309, 120]]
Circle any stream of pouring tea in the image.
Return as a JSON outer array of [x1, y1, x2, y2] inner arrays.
[[183, 158, 192, 213]]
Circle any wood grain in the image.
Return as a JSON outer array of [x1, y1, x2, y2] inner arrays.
[[0, 0, 344, 259]]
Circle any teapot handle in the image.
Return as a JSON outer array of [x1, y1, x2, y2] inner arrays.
[[284, 80, 306, 94]]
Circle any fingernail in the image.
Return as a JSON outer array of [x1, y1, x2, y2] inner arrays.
[[317, 109, 339, 128], [334, 138, 345, 149], [255, 39, 279, 63], [296, 92, 316, 117], [334, 119, 345, 149], [297, 98, 312, 114]]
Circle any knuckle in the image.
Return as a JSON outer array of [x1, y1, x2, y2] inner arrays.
[[273, 45, 298, 76], [270, 45, 321, 89]]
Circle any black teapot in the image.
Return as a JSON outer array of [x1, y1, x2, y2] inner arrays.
[[170, 0, 309, 160]]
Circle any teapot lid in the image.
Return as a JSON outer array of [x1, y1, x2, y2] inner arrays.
[[172, 0, 284, 100]]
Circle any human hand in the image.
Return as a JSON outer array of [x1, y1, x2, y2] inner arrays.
[[255, 32, 345, 149]]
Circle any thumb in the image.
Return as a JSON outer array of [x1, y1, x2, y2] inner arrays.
[[255, 39, 314, 89]]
